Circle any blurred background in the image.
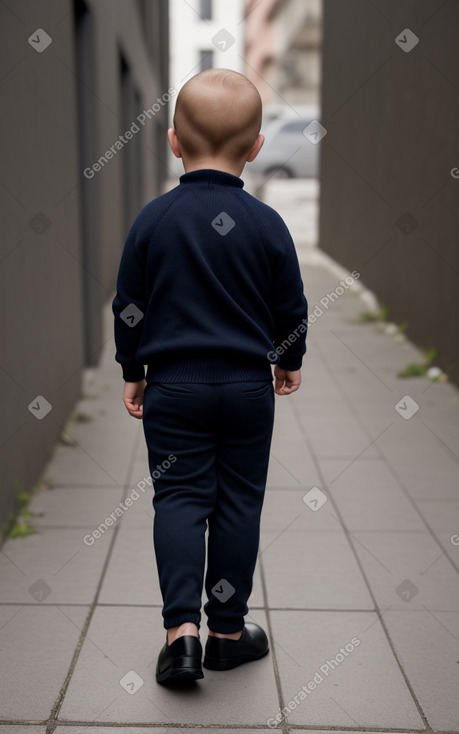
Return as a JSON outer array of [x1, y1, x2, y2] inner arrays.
[[0, 0, 458, 530]]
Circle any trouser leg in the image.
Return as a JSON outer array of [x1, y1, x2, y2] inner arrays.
[[142, 382, 217, 630], [204, 381, 275, 633]]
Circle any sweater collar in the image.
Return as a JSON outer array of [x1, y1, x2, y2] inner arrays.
[[179, 169, 244, 188]]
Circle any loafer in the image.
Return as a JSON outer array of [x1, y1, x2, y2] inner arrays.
[[156, 635, 203, 683], [203, 622, 269, 671]]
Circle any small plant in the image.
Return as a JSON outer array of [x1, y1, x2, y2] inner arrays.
[[398, 347, 438, 379], [58, 431, 76, 446], [73, 412, 93, 423], [17, 491, 31, 509], [2, 484, 43, 542], [359, 311, 378, 322], [379, 305, 389, 322], [424, 347, 437, 364], [8, 518, 36, 539], [398, 363, 428, 378], [5, 493, 36, 539], [358, 305, 389, 323]]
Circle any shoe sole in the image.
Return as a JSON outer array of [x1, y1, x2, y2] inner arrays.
[[156, 657, 204, 684], [203, 646, 269, 671]]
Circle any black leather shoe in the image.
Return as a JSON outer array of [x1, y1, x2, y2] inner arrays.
[[203, 623, 269, 671], [156, 635, 203, 684]]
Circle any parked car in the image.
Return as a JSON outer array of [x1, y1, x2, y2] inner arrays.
[[249, 107, 321, 179]]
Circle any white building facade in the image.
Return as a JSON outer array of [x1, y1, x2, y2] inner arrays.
[[169, 0, 246, 118]]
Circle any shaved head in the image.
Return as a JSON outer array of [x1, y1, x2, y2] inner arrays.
[[173, 68, 262, 160]]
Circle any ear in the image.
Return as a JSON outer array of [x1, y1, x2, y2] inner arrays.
[[246, 133, 264, 163], [168, 128, 182, 159]]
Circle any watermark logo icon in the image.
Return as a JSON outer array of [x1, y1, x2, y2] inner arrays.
[[212, 578, 235, 602], [212, 29, 235, 52], [303, 487, 328, 511], [395, 28, 419, 53], [303, 120, 327, 144], [29, 579, 52, 602], [211, 211, 235, 236], [395, 579, 419, 602], [120, 670, 144, 694], [395, 211, 418, 235], [120, 304, 144, 327], [28, 395, 52, 420], [28, 28, 52, 53], [28, 212, 52, 235], [395, 395, 419, 420]]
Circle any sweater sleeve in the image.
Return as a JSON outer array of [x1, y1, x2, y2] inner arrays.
[[112, 219, 148, 382], [267, 215, 308, 371]]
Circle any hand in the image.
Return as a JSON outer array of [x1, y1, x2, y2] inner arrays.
[[274, 366, 301, 396], [123, 379, 146, 419]]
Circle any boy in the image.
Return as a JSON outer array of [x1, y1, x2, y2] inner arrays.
[[112, 69, 308, 684]]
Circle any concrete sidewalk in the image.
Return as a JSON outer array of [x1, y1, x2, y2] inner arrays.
[[1, 218, 459, 731]]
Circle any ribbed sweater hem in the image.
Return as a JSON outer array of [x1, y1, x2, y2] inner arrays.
[[145, 354, 273, 383]]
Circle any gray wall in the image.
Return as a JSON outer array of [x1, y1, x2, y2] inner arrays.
[[0, 0, 169, 530], [319, 0, 459, 385]]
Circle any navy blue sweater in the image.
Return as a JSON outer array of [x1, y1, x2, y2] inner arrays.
[[112, 169, 308, 383]]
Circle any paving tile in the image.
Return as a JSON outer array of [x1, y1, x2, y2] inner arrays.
[[266, 450, 317, 487], [29, 486, 125, 527], [384, 609, 459, 730], [416, 498, 459, 528], [295, 731, 414, 734], [295, 401, 379, 458], [43, 402, 141, 488], [262, 487, 340, 532], [0, 527, 112, 604], [97, 521, 161, 606], [56, 729, 274, 734], [388, 458, 459, 500], [321, 331, 420, 380], [419, 407, 459, 453], [352, 531, 459, 611], [59, 608, 278, 724], [0, 605, 88, 720], [373, 419, 459, 500], [269, 610, 423, 728], [355, 399, 406, 435], [324, 361, 397, 401], [268, 401, 320, 486], [309, 326, 397, 375], [415, 500, 459, 562], [43, 439, 132, 487], [0, 728, 46, 734], [299, 369, 343, 400], [260, 530, 373, 609], [317, 458, 426, 531], [114, 483, 155, 526], [130, 457, 153, 488]]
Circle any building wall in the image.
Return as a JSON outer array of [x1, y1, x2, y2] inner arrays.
[[169, 0, 245, 96], [270, 0, 322, 105], [244, 0, 277, 105], [167, 0, 245, 178], [245, 0, 321, 107], [319, 0, 459, 385], [0, 0, 169, 530]]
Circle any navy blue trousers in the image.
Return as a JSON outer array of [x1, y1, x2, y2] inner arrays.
[[141, 380, 275, 633]]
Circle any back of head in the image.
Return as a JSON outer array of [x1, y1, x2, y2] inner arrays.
[[173, 68, 262, 160]]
